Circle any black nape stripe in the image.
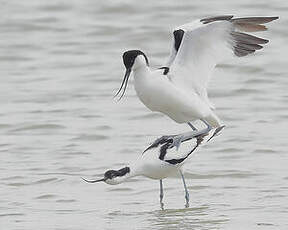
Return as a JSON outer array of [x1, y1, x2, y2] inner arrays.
[[104, 167, 130, 179], [122, 50, 149, 69], [118, 167, 130, 176]]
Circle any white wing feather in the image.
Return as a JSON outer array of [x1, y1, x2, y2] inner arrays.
[[165, 20, 204, 67], [165, 16, 278, 109], [170, 21, 234, 108]]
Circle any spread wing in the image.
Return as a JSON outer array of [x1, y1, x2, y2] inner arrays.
[[165, 15, 278, 108]]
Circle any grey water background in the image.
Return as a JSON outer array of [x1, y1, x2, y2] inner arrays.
[[0, 0, 287, 229]]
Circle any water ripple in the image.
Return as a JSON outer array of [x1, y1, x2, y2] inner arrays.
[[1, 0, 287, 229]]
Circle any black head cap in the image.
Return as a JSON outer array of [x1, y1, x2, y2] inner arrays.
[[173, 29, 184, 51], [115, 50, 149, 100], [122, 50, 149, 69], [82, 166, 131, 184], [104, 167, 130, 179]]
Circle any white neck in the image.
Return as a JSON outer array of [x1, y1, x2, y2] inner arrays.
[[128, 160, 144, 178], [132, 60, 150, 86], [132, 55, 149, 71]]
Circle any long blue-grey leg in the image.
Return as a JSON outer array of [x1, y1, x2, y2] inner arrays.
[[159, 179, 164, 210], [180, 170, 189, 208], [187, 122, 197, 131]]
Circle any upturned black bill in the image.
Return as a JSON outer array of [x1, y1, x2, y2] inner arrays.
[[82, 177, 106, 183], [114, 68, 131, 100]]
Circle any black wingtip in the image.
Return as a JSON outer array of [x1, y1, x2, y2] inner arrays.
[[267, 16, 279, 21]]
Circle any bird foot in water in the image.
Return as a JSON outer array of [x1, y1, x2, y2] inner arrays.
[[184, 194, 190, 208], [160, 201, 164, 210]]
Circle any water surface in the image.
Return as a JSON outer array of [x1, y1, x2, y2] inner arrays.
[[1, 0, 287, 229]]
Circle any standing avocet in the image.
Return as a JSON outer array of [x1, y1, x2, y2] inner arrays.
[[115, 15, 278, 135], [83, 127, 214, 209]]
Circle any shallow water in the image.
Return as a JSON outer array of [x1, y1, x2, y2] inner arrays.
[[1, 0, 287, 229]]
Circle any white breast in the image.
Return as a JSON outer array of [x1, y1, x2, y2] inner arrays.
[[135, 149, 179, 180], [133, 69, 211, 123]]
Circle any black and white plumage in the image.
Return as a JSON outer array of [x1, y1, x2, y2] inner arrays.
[[115, 15, 278, 130], [83, 128, 215, 209], [84, 15, 279, 209]]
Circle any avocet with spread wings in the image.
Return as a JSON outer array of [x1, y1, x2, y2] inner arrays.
[[115, 15, 278, 135]]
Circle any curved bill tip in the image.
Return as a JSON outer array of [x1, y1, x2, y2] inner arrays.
[[114, 68, 131, 100], [81, 177, 106, 183]]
